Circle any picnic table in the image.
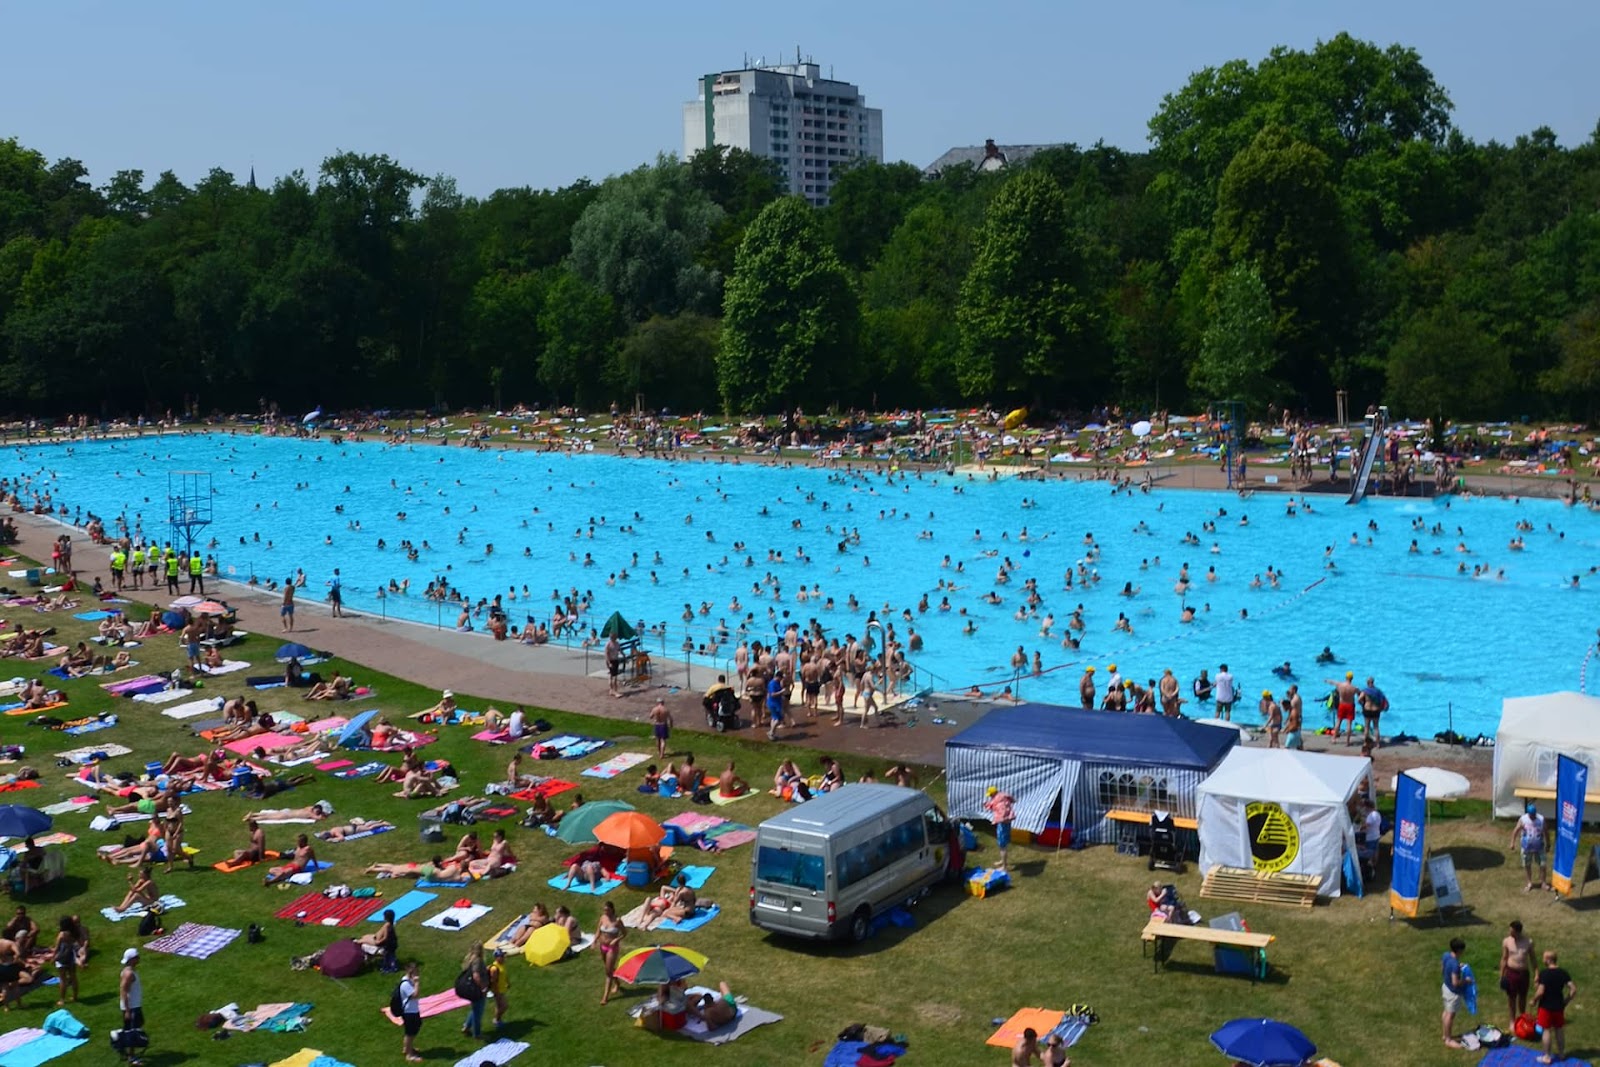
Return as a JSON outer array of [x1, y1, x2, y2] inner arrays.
[[1139, 918, 1274, 980]]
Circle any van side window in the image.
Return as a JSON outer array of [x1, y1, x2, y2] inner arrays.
[[836, 814, 927, 891]]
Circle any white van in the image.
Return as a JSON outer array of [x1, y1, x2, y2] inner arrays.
[[749, 784, 962, 942]]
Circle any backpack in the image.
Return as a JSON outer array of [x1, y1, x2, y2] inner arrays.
[[246, 923, 263, 944], [389, 982, 407, 1017], [453, 967, 481, 1002], [137, 908, 163, 937]]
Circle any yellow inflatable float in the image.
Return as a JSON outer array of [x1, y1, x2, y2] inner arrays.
[[1003, 408, 1027, 431]]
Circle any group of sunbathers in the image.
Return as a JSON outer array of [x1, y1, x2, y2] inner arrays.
[[363, 827, 517, 882]]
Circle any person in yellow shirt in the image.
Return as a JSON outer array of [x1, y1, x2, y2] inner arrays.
[[129, 547, 144, 590], [487, 948, 509, 1028]]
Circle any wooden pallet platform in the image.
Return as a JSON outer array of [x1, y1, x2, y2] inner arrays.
[[1200, 864, 1321, 908]]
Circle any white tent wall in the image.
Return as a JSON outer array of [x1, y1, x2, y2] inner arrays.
[[946, 747, 1071, 833], [1196, 748, 1372, 899], [1493, 693, 1600, 817], [1196, 795, 1358, 897]]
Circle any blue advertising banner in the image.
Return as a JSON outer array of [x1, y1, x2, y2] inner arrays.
[[1551, 754, 1588, 896], [1389, 772, 1427, 917]]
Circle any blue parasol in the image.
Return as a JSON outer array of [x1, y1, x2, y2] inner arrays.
[[1210, 1018, 1316, 1067], [0, 805, 52, 839], [336, 709, 380, 749], [302, 408, 322, 425], [276, 643, 313, 663]]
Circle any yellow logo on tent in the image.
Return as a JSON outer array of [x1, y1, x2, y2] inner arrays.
[[1244, 801, 1299, 873]]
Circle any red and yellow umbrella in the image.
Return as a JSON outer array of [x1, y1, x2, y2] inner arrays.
[[612, 944, 706, 985]]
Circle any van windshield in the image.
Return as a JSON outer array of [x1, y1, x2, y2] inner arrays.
[[756, 846, 825, 891]]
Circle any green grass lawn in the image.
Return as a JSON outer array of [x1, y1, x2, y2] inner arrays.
[[5, 560, 1596, 1066]]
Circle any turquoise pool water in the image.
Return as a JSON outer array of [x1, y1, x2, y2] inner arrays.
[[8, 434, 1596, 738]]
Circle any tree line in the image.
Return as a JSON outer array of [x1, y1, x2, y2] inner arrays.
[[1, 32, 1596, 422]]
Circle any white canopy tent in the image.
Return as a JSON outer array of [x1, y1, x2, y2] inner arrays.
[[1197, 748, 1373, 898], [1493, 692, 1600, 817]]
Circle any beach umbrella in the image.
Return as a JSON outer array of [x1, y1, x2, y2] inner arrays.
[[1209, 1018, 1316, 1067], [1392, 767, 1470, 800], [168, 596, 201, 609], [335, 709, 380, 749], [302, 408, 323, 425], [189, 600, 230, 616], [0, 805, 51, 839], [319, 939, 365, 979], [1131, 420, 1153, 437], [554, 800, 636, 845], [593, 810, 665, 852], [160, 611, 186, 630], [613, 944, 707, 986], [522, 923, 570, 967], [276, 642, 313, 662], [599, 612, 635, 640]]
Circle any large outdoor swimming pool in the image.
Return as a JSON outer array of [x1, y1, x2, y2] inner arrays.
[[8, 433, 1597, 738]]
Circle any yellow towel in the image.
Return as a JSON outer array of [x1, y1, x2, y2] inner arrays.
[[268, 1050, 325, 1067]]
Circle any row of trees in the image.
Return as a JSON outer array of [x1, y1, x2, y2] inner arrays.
[[1, 33, 1597, 420]]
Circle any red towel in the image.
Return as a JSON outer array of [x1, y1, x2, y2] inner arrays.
[[0, 781, 41, 794], [509, 779, 578, 801], [273, 891, 385, 926]]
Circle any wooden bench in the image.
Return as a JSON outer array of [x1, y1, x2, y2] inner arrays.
[[1514, 787, 1600, 805], [1140, 918, 1275, 979], [1105, 808, 1197, 830], [1201, 864, 1323, 909]]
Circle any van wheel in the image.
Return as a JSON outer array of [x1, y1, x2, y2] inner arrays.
[[849, 907, 872, 943]]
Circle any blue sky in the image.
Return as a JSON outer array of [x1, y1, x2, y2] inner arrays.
[[2, 0, 1595, 196]]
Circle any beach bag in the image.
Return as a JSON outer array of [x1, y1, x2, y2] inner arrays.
[[389, 983, 406, 1017], [453, 967, 482, 1002], [109, 1028, 148, 1053], [43, 1009, 88, 1038], [246, 923, 263, 944], [1514, 1014, 1537, 1041], [137, 906, 164, 937]]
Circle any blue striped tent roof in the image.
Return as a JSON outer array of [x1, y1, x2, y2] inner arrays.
[[946, 703, 1238, 771]]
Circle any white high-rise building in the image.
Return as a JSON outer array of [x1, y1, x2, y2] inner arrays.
[[682, 56, 883, 207]]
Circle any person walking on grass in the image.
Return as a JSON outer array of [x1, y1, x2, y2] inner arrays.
[[983, 785, 1015, 873], [51, 916, 80, 1006], [1442, 937, 1469, 1049], [487, 948, 510, 1029], [649, 698, 671, 759], [398, 960, 422, 1063], [1535, 949, 1575, 1064], [118, 948, 144, 1065], [459, 942, 490, 1039], [1512, 803, 1550, 892]]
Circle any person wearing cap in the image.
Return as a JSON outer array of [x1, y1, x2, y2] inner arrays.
[[118, 947, 144, 1060], [1078, 667, 1096, 709], [1326, 671, 1360, 747], [1106, 663, 1122, 692], [487, 945, 510, 1028], [982, 785, 1016, 872]]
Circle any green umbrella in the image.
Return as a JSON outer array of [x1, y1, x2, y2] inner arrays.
[[554, 799, 636, 845], [600, 612, 636, 640]]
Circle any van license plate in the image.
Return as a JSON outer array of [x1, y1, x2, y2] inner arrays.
[[759, 894, 784, 907]]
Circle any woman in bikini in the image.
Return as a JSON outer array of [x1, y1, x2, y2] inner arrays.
[[596, 900, 624, 1005], [363, 855, 468, 881], [508, 903, 551, 948], [468, 830, 516, 879], [112, 866, 159, 914]]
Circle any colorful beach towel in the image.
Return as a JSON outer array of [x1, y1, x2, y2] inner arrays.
[[134, 688, 197, 705], [274, 891, 385, 927], [679, 988, 783, 1045], [621, 902, 721, 933], [38, 798, 96, 816], [452, 1038, 529, 1067], [144, 921, 242, 960], [581, 752, 651, 779], [546, 872, 623, 895], [101, 895, 185, 922], [381, 988, 468, 1024], [56, 742, 132, 764], [333, 761, 385, 780], [225, 733, 300, 755], [0, 1032, 89, 1067], [508, 779, 578, 801], [224, 1002, 296, 1033]]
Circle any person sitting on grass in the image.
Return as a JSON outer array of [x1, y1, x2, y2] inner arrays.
[[261, 731, 338, 764], [229, 819, 269, 866], [522, 792, 561, 829], [3, 908, 38, 958], [363, 855, 468, 881], [263, 834, 318, 886], [99, 824, 164, 868], [552, 905, 581, 945], [316, 817, 395, 841], [640, 875, 710, 930], [162, 748, 226, 778], [397, 766, 442, 799], [508, 903, 551, 948], [469, 830, 516, 879], [563, 844, 617, 890], [376, 746, 424, 785], [687, 981, 739, 1029], [303, 671, 350, 701], [112, 865, 159, 914], [716, 761, 749, 798]]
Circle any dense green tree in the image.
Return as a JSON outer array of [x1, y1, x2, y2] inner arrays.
[[609, 312, 720, 412], [718, 197, 856, 412], [1189, 263, 1278, 409], [955, 170, 1094, 404], [536, 269, 617, 406], [822, 160, 926, 270]]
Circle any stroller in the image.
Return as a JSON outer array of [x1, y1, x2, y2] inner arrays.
[[702, 686, 741, 732], [1147, 811, 1185, 874]]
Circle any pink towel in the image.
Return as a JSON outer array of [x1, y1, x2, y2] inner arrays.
[[383, 988, 469, 1024], [224, 732, 300, 755]]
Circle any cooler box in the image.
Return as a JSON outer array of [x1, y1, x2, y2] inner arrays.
[[623, 860, 651, 887], [965, 867, 1010, 898], [1209, 912, 1254, 976]]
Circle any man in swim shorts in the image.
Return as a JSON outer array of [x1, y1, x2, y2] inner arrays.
[[648, 698, 671, 759], [1326, 671, 1358, 746]]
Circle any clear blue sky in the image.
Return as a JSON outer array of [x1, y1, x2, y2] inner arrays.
[[2, 0, 1595, 197]]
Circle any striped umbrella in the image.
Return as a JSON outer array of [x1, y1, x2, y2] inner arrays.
[[612, 944, 707, 985]]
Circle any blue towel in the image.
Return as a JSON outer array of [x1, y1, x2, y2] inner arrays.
[[648, 904, 720, 932], [417, 879, 470, 889], [675, 865, 715, 890], [823, 1042, 868, 1067], [71, 611, 115, 622], [1462, 962, 1478, 1016], [546, 873, 622, 895], [1479, 1048, 1592, 1067], [0, 1034, 89, 1067], [371, 889, 437, 922]]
